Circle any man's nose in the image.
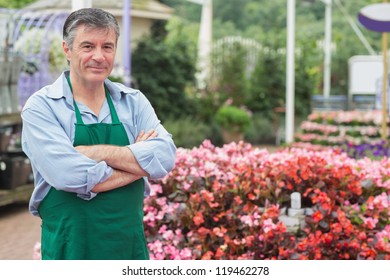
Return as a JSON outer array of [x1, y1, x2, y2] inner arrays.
[[92, 48, 105, 61]]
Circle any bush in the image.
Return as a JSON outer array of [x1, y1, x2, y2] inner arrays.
[[245, 113, 275, 145], [162, 117, 211, 149], [132, 20, 197, 121], [211, 41, 250, 106], [215, 105, 251, 133]]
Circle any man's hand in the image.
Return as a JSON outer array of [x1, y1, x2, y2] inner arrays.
[[135, 129, 158, 143]]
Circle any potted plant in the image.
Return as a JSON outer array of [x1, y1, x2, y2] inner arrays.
[[215, 105, 251, 143]]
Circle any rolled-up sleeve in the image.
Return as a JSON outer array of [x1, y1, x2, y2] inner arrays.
[[22, 99, 113, 198], [129, 137, 176, 179], [127, 92, 176, 179], [77, 161, 112, 199]]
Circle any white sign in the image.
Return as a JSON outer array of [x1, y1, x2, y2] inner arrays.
[[348, 55, 390, 95]]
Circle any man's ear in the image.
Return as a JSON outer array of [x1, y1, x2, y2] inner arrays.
[[62, 41, 71, 61]]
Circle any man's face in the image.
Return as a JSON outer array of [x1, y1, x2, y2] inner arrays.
[[63, 25, 117, 85]]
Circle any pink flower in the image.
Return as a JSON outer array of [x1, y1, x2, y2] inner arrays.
[[148, 240, 163, 253], [179, 248, 193, 260], [364, 217, 378, 229], [162, 230, 174, 240], [262, 218, 277, 233], [150, 184, 163, 196], [240, 215, 253, 227], [156, 197, 167, 206]]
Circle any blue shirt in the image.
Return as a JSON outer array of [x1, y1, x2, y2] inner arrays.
[[21, 71, 176, 217]]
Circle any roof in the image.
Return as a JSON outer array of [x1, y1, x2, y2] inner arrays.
[[24, 0, 174, 20]]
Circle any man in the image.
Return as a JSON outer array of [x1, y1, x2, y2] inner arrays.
[[21, 8, 176, 260]]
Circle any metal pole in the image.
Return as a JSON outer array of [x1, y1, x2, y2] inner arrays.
[[323, 0, 332, 98], [197, 0, 212, 89], [382, 32, 388, 140], [285, 0, 295, 144], [72, 0, 92, 11], [382, 0, 388, 140], [123, 0, 132, 87]]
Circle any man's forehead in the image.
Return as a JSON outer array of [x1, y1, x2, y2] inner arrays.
[[75, 25, 116, 37], [74, 25, 117, 42]]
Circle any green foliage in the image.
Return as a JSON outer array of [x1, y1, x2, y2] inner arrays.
[[211, 42, 249, 106], [160, 0, 202, 23], [246, 33, 319, 122], [212, 19, 242, 39], [245, 114, 276, 145], [215, 105, 251, 133], [161, 0, 383, 123], [0, 0, 35, 8], [162, 116, 211, 149], [294, 38, 321, 117], [132, 19, 197, 121], [247, 41, 286, 121]]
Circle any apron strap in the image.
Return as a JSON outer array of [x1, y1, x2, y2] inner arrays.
[[105, 87, 121, 124], [66, 75, 85, 125], [73, 100, 85, 124], [66, 75, 120, 125]]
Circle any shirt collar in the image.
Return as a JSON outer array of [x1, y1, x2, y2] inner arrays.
[[46, 70, 134, 103]]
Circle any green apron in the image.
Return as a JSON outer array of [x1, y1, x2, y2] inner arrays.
[[38, 82, 149, 260]]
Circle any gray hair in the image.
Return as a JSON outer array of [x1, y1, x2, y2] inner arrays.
[[63, 8, 120, 50]]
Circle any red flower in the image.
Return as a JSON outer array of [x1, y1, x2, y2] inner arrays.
[[213, 226, 227, 238], [193, 212, 204, 226], [321, 233, 333, 244], [201, 251, 214, 260], [234, 195, 242, 205], [197, 227, 210, 237], [247, 193, 256, 200], [312, 211, 323, 222], [215, 247, 225, 259]]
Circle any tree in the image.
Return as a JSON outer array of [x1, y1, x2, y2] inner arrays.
[[248, 39, 286, 120], [211, 41, 249, 106], [132, 19, 197, 121], [0, 0, 35, 8]]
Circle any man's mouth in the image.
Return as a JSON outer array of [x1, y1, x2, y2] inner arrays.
[[88, 66, 106, 71]]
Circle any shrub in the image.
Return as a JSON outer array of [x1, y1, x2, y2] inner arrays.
[[215, 105, 251, 133], [245, 113, 275, 145], [132, 20, 197, 121], [162, 117, 211, 149]]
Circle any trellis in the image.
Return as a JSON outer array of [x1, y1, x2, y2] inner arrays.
[[0, 9, 69, 109], [212, 36, 262, 79]]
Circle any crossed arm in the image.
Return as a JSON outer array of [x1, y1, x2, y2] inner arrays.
[[75, 129, 158, 193]]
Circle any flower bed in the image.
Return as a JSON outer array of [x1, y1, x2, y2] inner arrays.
[[144, 140, 390, 260], [294, 110, 390, 158]]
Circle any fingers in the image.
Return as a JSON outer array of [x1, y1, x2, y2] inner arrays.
[[148, 130, 158, 138], [135, 130, 145, 142], [135, 129, 158, 143]]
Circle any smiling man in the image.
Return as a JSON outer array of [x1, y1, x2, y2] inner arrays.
[[21, 8, 176, 260]]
